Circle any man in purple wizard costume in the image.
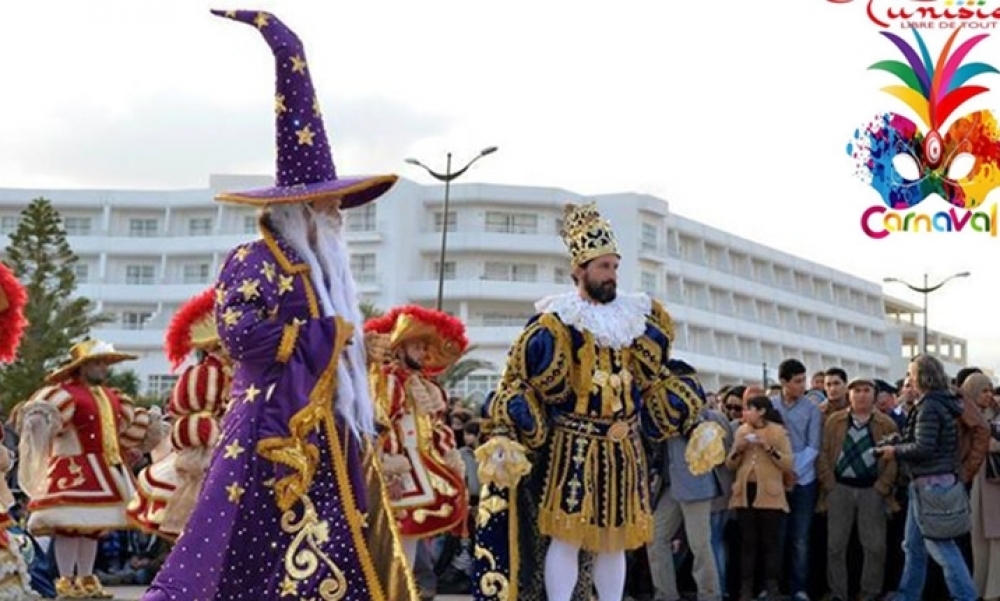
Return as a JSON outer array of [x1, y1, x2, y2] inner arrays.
[[142, 10, 417, 601]]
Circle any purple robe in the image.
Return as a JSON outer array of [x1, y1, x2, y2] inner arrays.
[[143, 219, 411, 601]]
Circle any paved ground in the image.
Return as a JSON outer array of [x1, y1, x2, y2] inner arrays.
[[105, 586, 472, 600]]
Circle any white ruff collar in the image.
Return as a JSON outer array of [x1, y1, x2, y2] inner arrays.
[[535, 292, 651, 349]]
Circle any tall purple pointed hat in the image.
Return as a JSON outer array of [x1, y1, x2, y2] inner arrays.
[[211, 9, 397, 208]]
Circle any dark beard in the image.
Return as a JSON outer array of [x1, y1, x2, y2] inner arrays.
[[584, 279, 616, 304], [82, 373, 106, 386], [404, 356, 423, 371]]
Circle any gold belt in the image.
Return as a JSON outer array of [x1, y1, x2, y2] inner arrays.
[[554, 414, 637, 442]]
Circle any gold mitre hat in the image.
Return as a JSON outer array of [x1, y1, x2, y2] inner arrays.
[[560, 202, 620, 268]]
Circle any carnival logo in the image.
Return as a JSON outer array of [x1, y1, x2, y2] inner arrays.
[[846, 27, 1000, 238], [830, 0, 1000, 29]]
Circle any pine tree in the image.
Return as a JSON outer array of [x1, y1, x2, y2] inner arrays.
[[0, 198, 108, 412]]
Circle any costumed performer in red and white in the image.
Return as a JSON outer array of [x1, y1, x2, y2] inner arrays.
[[128, 288, 232, 539], [366, 305, 470, 568], [17, 339, 166, 599], [0, 261, 40, 599]]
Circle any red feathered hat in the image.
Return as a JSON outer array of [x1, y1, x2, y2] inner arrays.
[[0, 263, 27, 363], [364, 305, 468, 373], [165, 288, 218, 371]]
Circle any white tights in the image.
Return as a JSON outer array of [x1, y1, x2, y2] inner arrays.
[[544, 537, 626, 601], [53, 536, 99, 578]]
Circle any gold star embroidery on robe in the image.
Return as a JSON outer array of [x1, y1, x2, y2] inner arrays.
[[290, 55, 307, 74], [312, 96, 321, 116], [215, 286, 226, 306], [222, 307, 243, 327], [279, 576, 298, 597], [253, 12, 270, 29], [277, 274, 295, 295], [226, 482, 245, 503], [234, 246, 250, 262], [274, 94, 287, 114], [244, 384, 261, 403], [223, 441, 245, 459], [237, 279, 260, 301], [296, 125, 315, 146], [260, 261, 276, 283], [224, 10, 236, 17]]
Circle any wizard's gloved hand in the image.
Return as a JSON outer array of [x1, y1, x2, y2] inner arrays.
[[475, 436, 531, 490]]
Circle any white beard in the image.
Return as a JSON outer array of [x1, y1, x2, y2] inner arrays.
[[268, 204, 375, 438]]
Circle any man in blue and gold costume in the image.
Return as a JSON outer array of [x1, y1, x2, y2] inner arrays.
[[473, 202, 706, 601]]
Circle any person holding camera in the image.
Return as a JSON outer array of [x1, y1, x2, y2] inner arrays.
[[726, 395, 793, 601], [879, 355, 977, 601]]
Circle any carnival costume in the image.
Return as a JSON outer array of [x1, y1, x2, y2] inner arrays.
[[366, 306, 470, 564], [142, 10, 414, 601], [18, 339, 164, 599], [0, 262, 40, 600], [127, 288, 232, 539], [473, 202, 706, 601]]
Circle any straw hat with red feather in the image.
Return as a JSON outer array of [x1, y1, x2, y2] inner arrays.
[[0, 262, 27, 363], [165, 289, 219, 372], [364, 306, 468, 374]]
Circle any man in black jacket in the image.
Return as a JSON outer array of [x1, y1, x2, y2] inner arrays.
[[880, 355, 977, 601]]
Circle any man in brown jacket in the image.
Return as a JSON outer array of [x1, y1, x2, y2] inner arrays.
[[817, 378, 899, 601], [957, 388, 990, 484]]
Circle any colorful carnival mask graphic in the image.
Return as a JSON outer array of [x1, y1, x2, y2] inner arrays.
[[848, 27, 1000, 210]]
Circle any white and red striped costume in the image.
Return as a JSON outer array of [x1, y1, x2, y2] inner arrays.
[[20, 380, 154, 537], [127, 353, 229, 539]]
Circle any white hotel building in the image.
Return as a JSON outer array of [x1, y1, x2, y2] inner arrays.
[[0, 175, 968, 400]]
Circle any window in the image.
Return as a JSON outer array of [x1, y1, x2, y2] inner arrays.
[[122, 311, 153, 330], [347, 204, 376, 232], [128, 218, 158, 237], [243, 215, 258, 234], [188, 218, 213, 236], [432, 261, 456, 280], [72, 263, 89, 283], [125, 265, 156, 285], [485, 211, 538, 234], [350, 253, 377, 283], [0, 216, 20, 234], [433, 211, 456, 232], [483, 261, 537, 282], [641, 271, 657, 295], [641, 223, 658, 251], [147, 374, 179, 398], [183, 263, 211, 284], [480, 313, 531, 327], [64, 217, 92, 236], [666, 275, 683, 301], [448, 373, 502, 398], [554, 267, 569, 283]]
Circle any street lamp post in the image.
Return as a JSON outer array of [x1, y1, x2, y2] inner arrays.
[[883, 271, 970, 355], [405, 146, 499, 311]]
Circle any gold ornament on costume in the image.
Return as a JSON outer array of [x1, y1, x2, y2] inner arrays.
[[559, 202, 620, 268], [684, 421, 727, 476]]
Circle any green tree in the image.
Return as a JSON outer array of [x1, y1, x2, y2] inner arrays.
[[359, 300, 383, 320], [438, 346, 493, 395], [0, 198, 108, 413], [105, 368, 142, 398]]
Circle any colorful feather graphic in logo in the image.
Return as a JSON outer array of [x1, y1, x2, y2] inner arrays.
[[847, 27, 1000, 209]]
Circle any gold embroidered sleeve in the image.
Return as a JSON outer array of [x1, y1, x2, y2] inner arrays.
[[486, 316, 568, 448], [631, 300, 674, 394]]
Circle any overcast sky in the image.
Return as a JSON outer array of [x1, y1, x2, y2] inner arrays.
[[1, 1, 997, 370]]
